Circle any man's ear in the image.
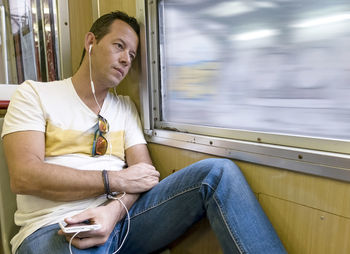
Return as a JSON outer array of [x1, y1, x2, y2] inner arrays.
[[84, 32, 95, 53]]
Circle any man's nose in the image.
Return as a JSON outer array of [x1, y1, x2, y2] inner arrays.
[[119, 50, 131, 66]]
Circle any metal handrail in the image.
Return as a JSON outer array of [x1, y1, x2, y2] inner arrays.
[[0, 5, 9, 83]]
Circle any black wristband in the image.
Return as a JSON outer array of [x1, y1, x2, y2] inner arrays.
[[102, 170, 117, 199]]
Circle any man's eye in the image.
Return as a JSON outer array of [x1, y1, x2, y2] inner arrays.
[[115, 43, 123, 49], [130, 54, 135, 61]]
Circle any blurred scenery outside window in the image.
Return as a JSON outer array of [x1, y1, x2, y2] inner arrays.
[[158, 0, 350, 140]]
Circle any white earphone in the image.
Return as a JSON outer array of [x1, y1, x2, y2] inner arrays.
[[88, 44, 96, 95], [89, 44, 92, 54]]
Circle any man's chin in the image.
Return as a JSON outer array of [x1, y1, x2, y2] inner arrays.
[[105, 76, 122, 88], [113, 75, 124, 84]]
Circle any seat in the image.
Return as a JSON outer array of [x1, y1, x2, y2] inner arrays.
[[0, 117, 19, 254]]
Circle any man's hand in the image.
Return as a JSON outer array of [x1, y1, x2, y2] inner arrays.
[[113, 162, 160, 193], [58, 200, 124, 249]]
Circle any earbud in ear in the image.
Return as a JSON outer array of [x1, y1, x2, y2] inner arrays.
[[89, 44, 92, 54]]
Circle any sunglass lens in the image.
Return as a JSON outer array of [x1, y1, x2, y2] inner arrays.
[[98, 116, 109, 133], [95, 135, 107, 155]]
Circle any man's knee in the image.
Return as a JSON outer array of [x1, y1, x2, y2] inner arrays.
[[199, 158, 243, 182], [201, 158, 240, 173]]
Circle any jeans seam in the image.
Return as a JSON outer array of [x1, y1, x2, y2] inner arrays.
[[202, 182, 245, 254], [130, 184, 201, 220], [214, 195, 246, 254]]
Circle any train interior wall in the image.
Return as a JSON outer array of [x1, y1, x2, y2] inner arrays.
[[1, 1, 350, 253]]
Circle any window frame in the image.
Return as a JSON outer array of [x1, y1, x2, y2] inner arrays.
[[137, 0, 350, 182]]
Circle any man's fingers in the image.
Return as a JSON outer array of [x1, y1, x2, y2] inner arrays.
[[112, 162, 160, 193], [68, 235, 108, 249], [134, 163, 156, 172], [65, 209, 94, 224]]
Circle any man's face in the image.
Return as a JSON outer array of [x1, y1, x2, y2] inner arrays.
[[91, 19, 139, 88]]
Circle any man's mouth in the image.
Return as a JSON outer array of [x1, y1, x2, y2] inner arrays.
[[114, 67, 124, 77]]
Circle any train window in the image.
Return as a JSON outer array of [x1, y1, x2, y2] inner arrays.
[[0, 0, 71, 85], [139, 0, 350, 180]]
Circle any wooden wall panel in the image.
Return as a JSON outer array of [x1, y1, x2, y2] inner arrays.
[[99, 0, 136, 17], [260, 194, 350, 254], [240, 161, 350, 218], [0, 110, 6, 118], [148, 143, 215, 179], [68, 0, 93, 73]]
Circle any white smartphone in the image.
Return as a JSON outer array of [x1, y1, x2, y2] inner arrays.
[[59, 220, 101, 233]]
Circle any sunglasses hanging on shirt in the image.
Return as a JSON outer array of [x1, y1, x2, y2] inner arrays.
[[92, 115, 109, 156]]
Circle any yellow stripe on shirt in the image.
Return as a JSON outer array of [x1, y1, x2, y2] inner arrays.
[[45, 121, 125, 159]]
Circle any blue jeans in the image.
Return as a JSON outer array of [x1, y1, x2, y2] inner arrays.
[[17, 158, 286, 254]]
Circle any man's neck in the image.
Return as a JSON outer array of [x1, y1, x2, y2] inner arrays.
[[71, 65, 109, 115]]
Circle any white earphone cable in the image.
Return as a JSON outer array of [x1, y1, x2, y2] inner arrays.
[[69, 231, 82, 254], [111, 193, 130, 254], [89, 46, 102, 112]]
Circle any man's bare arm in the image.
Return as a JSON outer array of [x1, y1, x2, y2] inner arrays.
[[3, 131, 105, 201], [3, 131, 158, 201]]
